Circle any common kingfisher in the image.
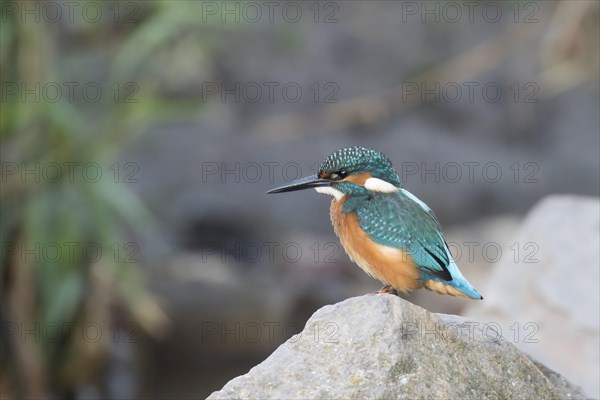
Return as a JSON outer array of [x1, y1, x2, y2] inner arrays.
[[267, 147, 483, 300]]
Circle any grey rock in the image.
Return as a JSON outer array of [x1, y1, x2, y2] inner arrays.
[[208, 295, 587, 400], [465, 195, 600, 398]]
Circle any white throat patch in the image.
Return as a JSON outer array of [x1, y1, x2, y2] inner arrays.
[[364, 177, 398, 193], [315, 186, 345, 200]]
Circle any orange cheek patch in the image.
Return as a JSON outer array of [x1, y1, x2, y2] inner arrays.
[[343, 172, 372, 186], [329, 200, 421, 293]]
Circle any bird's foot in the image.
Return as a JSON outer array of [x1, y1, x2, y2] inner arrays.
[[375, 285, 398, 296]]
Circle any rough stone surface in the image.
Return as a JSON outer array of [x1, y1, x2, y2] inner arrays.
[[208, 295, 587, 400], [465, 195, 600, 398]]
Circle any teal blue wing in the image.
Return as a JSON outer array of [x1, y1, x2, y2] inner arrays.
[[346, 191, 452, 281]]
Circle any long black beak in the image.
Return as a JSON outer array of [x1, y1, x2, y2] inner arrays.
[[267, 175, 332, 194]]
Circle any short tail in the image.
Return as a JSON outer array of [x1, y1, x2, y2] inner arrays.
[[423, 279, 483, 299], [452, 280, 483, 300], [423, 259, 483, 300]]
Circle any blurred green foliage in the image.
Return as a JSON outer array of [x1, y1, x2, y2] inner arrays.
[[0, 1, 235, 397]]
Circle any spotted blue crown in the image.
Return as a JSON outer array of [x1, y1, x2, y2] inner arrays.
[[319, 147, 402, 187]]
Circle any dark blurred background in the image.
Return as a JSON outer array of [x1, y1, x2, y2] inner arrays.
[[1, 1, 599, 399]]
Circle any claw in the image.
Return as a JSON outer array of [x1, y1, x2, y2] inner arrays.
[[375, 285, 398, 295]]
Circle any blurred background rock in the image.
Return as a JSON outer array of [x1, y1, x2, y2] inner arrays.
[[0, 1, 598, 399]]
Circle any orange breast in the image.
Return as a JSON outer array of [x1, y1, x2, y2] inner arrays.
[[329, 198, 422, 293]]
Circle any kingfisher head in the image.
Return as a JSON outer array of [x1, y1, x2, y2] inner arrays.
[[267, 147, 402, 200]]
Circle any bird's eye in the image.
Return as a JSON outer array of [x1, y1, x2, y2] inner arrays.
[[329, 170, 348, 180]]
